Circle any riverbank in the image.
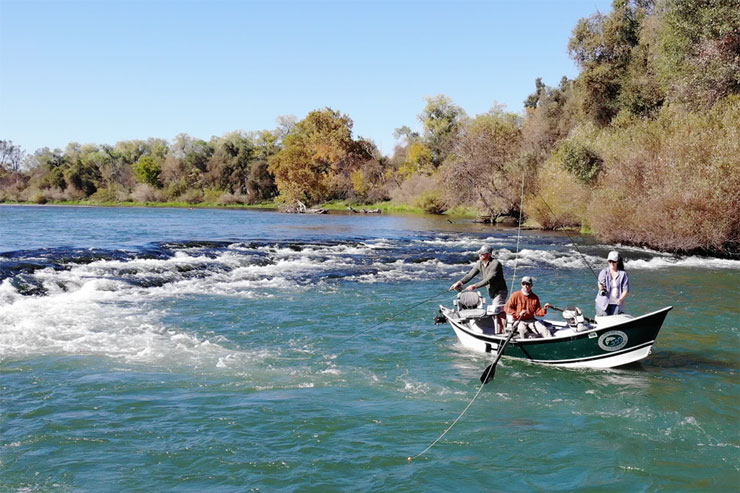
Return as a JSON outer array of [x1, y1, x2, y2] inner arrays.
[[0, 199, 478, 217]]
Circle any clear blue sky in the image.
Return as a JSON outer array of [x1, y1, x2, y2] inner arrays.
[[0, 0, 612, 156]]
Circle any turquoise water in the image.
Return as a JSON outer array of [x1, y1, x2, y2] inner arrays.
[[1, 205, 738, 491]]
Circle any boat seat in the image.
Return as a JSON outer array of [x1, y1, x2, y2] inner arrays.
[[457, 291, 483, 309], [458, 308, 487, 319]]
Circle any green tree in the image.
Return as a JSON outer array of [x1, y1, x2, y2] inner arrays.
[[419, 95, 465, 167], [133, 156, 162, 187], [246, 130, 279, 201], [524, 78, 547, 109], [161, 133, 213, 194], [657, 0, 740, 108], [207, 132, 256, 194], [556, 140, 603, 184], [568, 0, 651, 124]]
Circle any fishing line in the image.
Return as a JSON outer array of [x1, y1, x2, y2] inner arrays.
[[343, 290, 451, 342], [508, 175, 526, 292], [536, 196, 599, 282], [409, 377, 488, 461], [410, 175, 527, 461]]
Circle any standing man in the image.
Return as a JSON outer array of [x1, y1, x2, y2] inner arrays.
[[504, 276, 553, 339], [449, 245, 508, 333]]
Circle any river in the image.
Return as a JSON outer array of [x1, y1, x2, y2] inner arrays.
[[1, 205, 738, 491]]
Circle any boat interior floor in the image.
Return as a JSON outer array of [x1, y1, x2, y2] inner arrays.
[[447, 312, 618, 341]]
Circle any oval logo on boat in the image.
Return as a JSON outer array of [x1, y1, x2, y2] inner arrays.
[[598, 331, 628, 351]]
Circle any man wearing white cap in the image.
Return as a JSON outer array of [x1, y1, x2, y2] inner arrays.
[[595, 250, 630, 316], [449, 245, 508, 333], [504, 276, 553, 339]]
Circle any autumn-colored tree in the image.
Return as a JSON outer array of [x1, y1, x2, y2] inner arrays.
[[268, 108, 372, 205]]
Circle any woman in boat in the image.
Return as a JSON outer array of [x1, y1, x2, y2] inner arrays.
[[595, 251, 630, 316]]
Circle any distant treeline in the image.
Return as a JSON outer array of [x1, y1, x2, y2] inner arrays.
[[2, 0, 739, 255]]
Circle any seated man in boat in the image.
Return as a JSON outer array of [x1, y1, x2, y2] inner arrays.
[[449, 244, 508, 333], [504, 276, 554, 339]]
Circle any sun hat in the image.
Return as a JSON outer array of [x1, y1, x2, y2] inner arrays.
[[477, 245, 493, 255], [607, 251, 620, 262]]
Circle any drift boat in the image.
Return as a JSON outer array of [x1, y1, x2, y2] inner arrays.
[[437, 292, 672, 369]]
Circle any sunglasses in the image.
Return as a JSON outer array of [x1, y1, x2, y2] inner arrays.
[[521, 282, 532, 286]]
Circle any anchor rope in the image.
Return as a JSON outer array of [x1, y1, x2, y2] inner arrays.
[[411, 175, 526, 461]]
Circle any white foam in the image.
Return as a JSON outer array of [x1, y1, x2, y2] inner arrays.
[[626, 256, 740, 270], [414, 235, 518, 248]]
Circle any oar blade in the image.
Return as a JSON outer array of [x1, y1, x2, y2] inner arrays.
[[479, 363, 496, 384], [478, 329, 516, 385]]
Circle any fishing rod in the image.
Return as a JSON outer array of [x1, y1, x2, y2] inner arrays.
[[343, 289, 452, 342], [537, 196, 600, 282]]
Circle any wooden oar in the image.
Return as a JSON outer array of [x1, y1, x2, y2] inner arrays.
[[479, 327, 517, 384]]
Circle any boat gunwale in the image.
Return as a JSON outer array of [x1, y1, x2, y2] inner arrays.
[[440, 305, 674, 346]]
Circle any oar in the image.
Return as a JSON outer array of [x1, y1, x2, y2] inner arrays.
[[479, 326, 517, 384], [548, 305, 596, 324]]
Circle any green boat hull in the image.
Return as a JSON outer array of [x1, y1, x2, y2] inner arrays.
[[442, 306, 673, 368]]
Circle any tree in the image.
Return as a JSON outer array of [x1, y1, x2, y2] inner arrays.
[[568, 0, 651, 124], [0, 140, 25, 172], [161, 133, 213, 192], [268, 108, 372, 205], [442, 110, 523, 218], [133, 156, 162, 187], [396, 142, 434, 179], [657, 0, 740, 108], [419, 95, 465, 167], [524, 78, 547, 109], [522, 77, 578, 160], [207, 132, 256, 194], [246, 130, 279, 201]]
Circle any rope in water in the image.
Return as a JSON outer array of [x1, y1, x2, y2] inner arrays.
[[410, 175, 527, 462]]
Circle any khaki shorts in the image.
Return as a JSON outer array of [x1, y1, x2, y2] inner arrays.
[[490, 291, 508, 315]]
